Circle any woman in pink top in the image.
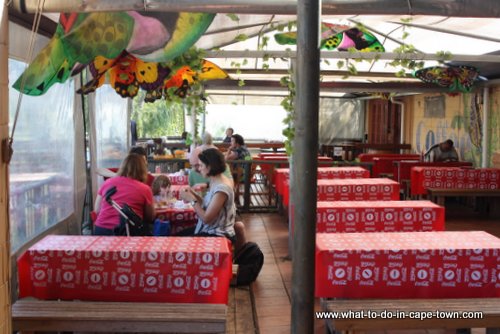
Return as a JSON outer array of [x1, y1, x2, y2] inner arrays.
[[94, 153, 155, 235]]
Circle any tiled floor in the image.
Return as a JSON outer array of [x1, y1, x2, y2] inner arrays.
[[240, 200, 500, 334]]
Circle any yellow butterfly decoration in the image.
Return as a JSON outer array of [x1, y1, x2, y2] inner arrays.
[[77, 51, 228, 102]]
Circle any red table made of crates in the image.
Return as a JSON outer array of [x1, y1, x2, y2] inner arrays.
[[275, 167, 370, 206], [410, 167, 500, 196], [316, 200, 444, 233], [317, 178, 400, 201], [315, 231, 500, 299], [18, 235, 232, 304]]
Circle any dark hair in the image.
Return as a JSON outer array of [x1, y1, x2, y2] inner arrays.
[[232, 134, 245, 146], [198, 148, 226, 176], [445, 139, 454, 147], [129, 146, 147, 157]]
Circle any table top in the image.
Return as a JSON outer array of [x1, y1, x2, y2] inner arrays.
[[317, 200, 441, 209], [317, 231, 500, 251], [317, 178, 399, 186]]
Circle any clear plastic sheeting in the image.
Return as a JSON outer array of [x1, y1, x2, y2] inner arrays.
[[8, 58, 75, 251], [94, 85, 129, 171], [318, 98, 364, 145]]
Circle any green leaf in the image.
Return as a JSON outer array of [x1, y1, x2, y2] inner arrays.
[[235, 34, 249, 42], [226, 13, 240, 22]]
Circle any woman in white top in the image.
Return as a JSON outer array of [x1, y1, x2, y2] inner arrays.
[[180, 148, 236, 241]]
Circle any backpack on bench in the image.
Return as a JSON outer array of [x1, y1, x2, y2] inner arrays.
[[233, 242, 264, 285]]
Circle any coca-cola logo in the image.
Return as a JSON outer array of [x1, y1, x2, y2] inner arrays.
[[118, 274, 129, 285], [361, 268, 373, 279], [444, 270, 455, 280], [174, 277, 184, 287], [90, 273, 101, 284], [34, 269, 46, 280], [146, 276, 157, 286], [335, 268, 346, 278], [175, 252, 186, 262], [389, 269, 400, 280]]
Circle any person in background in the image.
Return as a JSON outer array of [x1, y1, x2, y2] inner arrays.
[[93, 153, 155, 235], [222, 127, 234, 143], [224, 134, 250, 161], [151, 174, 172, 204], [423, 139, 459, 162], [189, 132, 233, 189]]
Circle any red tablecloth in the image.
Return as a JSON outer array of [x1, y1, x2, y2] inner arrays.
[[275, 167, 371, 206], [316, 200, 444, 233], [155, 207, 197, 235], [410, 167, 500, 196], [317, 178, 400, 201], [18, 235, 232, 304], [393, 161, 473, 183], [315, 231, 500, 299]]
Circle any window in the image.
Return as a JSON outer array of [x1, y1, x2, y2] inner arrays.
[[9, 58, 75, 251]]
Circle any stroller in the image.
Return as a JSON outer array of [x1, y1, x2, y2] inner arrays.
[[104, 186, 150, 236]]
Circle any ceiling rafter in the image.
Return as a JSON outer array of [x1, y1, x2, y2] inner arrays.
[[12, 0, 500, 17]]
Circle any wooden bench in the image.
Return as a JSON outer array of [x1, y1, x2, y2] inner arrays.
[[12, 299, 227, 333], [427, 188, 500, 216], [321, 298, 500, 334]]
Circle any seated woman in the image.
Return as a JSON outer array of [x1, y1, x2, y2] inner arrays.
[[179, 148, 236, 242], [93, 153, 155, 236]]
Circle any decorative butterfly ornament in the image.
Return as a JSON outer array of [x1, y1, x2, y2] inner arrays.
[[274, 22, 385, 52], [414, 65, 480, 92]]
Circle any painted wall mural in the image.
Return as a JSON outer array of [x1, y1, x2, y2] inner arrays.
[[412, 91, 500, 167]]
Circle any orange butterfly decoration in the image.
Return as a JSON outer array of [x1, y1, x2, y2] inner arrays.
[[77, 51, 228, 102]]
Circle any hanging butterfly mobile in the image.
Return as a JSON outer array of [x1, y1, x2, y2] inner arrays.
[[413, 65, 480, 93], [12, 10, 219, 99], [274, 22, 385, 52], [76, 51, 228, 102]]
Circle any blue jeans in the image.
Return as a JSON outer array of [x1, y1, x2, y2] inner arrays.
[[93, 225, 116, 236]]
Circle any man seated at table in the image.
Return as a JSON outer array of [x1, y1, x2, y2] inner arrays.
[[189, 136, 233, 190], [424, 139, 459, 162]]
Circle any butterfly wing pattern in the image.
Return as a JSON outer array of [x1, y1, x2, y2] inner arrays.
[[13, 11, 214, 97], [274, 22, 385, 52], [414, 65, 480, 92], [78, 53, 227, 102]]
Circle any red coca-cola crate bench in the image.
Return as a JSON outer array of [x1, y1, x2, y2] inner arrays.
[[13, 235, 231, 333], [316, 200, 444, 233]]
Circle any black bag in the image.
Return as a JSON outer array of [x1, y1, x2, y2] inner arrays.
[[105, 186, 151, 236], [233, 242, 264, 285], [114, 204, 151, 236]]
